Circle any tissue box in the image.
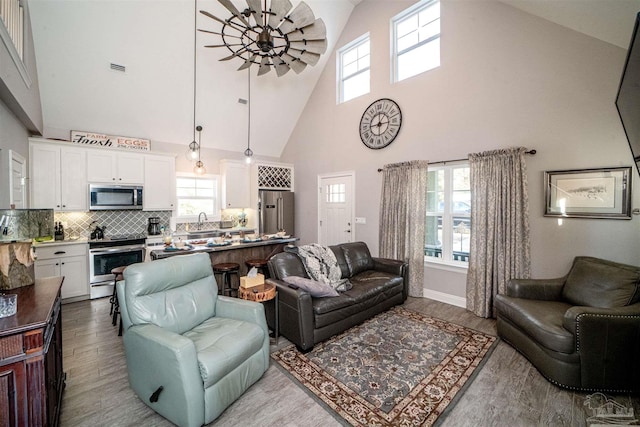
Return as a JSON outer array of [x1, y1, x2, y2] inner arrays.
[[240, 273, 265, 288]]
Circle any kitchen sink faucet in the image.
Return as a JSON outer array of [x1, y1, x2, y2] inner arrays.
[[198, 212, 208, 230]]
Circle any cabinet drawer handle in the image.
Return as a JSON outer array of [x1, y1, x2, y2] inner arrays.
[[54, 251, 66, 255]]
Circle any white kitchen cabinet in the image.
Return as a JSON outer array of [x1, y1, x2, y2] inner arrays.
[[220, 160, 250, 208], [29, 142, 87, 211], [34, 243, 88, 300], [144, 154, 176, 211], [87, 151, 144, 184]]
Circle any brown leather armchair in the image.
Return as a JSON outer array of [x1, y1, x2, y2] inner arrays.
[[495, 256, 640, 392]]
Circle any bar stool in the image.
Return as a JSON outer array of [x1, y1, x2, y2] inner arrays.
[[212, 263, 240, 297], [110, 266, 126, 336], [245, 258, 269, 279]]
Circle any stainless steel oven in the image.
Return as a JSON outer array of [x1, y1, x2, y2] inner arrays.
[[89, 235, 145, 299]]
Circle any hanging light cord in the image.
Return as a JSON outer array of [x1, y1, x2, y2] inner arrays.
[[247, 67, 251, 153], [193, 0, 197, 143]]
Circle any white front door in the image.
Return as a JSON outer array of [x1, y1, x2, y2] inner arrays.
[[318, 173, 355, 246], [9, 150, 26, 208]]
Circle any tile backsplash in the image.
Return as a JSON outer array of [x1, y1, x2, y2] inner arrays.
[[55, 211, 172, 237]]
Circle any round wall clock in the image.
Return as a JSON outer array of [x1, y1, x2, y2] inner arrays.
[[359, 98, 402, 149]]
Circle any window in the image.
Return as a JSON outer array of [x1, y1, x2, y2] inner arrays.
[[392, 0, 440, 83], [176, 174, 220, 219], [337, 33, 370, 103], [425, 164, 470, 264], [327, 183, 346, 203]]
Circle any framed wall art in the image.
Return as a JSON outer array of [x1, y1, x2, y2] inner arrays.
[[544, 167, 632, 219]]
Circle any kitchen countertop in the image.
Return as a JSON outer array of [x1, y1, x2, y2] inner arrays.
[[150, 237, 298, 260], [31, 238, 89, 247]]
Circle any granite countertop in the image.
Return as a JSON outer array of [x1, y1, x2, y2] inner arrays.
[[31, 238, 89, 247], [150, 237, 298, 260]]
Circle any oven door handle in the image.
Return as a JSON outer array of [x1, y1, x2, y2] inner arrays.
[[89, 244, 145, 254]]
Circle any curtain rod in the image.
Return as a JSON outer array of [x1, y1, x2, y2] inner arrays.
[[377, 149, 537, 172]]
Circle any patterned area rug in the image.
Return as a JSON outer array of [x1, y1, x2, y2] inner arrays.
[[271, 306, 497, 426]]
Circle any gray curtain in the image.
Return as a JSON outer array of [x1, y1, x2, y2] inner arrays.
[[466, 147, 531, 318], [379, 160, 428, 297]]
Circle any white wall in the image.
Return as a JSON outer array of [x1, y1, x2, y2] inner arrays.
[[0, 99, 30, 209], [280, 0, 640, 300]]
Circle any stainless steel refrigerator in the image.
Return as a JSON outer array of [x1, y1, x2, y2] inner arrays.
[[258, 190, 294, 235]]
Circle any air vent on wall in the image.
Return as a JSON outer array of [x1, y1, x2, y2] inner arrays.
[[110, 63, 126, 72]]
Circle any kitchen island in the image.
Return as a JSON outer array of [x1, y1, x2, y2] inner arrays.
[[150, 237, 298, 276]]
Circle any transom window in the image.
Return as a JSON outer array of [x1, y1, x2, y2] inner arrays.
[[176, 174, 220, 220], [392, 0, 441, 83], [337, 33, 370, 103], [425, 164, 471, 265]]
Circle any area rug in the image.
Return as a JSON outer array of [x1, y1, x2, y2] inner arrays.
[[271, 306, 497, 426]]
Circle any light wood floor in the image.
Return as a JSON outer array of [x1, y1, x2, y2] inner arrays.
[[60, 297, 639, 426]]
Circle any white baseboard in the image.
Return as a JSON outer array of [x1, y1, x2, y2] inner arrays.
[[422, 289, 467, 309]]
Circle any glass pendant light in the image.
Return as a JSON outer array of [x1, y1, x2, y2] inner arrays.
[[193, 125, 206, 174]]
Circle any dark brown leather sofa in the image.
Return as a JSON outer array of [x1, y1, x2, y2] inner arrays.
[[267, 241, 408, 351], [495, 256, 640, 392]]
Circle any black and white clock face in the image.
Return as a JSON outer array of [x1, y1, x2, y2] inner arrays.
[[359, 98, 402, 149]]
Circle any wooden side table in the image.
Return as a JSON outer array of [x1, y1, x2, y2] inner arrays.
[[238, 283, 278, 345]]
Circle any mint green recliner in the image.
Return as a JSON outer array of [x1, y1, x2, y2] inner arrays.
[[117, 253, 269, 427]]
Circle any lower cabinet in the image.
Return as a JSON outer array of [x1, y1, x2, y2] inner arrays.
[[34, 243, 88, 300], [0, 278, 65, 427]]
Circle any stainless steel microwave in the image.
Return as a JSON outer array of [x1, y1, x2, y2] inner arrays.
[[89, 184, 143, 210]]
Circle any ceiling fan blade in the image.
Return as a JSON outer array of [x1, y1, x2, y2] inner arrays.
[[286, 18, 326, 41], [198, 28, 226, 37], [246, 0, 264, 27], [200, 9, 247, 34], [290, 39, 327, 55], [281, 53, 307, 74], [218, 0, 250, 26], [257, 56, 272, 76], [219, 48, 249, 61], [268, 0, 293, 29], [205, 43, 244, 48], [237, 54, 257, 71], [288, 48, 320, 66], [273, 56, 291, 77], [278, 1, 315, 34]]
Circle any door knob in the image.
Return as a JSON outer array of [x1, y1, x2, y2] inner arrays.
[[345, 230, 351, 233]]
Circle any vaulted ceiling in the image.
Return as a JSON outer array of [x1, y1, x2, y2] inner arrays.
[[28, 0, 640, 158]]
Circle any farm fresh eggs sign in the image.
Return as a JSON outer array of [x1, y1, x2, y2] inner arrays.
[[70, 131, 150, 151]]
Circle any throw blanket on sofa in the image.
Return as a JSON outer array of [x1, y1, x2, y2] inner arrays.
[[285, 244, 352, 292]]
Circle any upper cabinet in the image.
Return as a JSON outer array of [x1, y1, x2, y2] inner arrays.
[[30, 141, 87, 211], [144, 154, 176, 211], [87, 151, 144, 184], [220, 160, 249, 208], [29, 139, 176, 212]]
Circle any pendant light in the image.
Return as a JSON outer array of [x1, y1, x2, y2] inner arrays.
[[194, 125, 206, 174], [244, 68, 253, 164]]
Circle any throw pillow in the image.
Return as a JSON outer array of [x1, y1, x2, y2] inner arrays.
[[283, 276, 339, 297]]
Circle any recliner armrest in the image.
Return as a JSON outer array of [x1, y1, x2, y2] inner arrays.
[[562, 303, 640, 335], [266, 278, 315, 350], [372, 257, 406, 276], [506, 277, 565, 300], [562, 303, 640, 391], [124, 324, 205, 427]]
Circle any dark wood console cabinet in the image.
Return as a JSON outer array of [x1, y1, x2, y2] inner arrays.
[[0, 277, 65, 427]]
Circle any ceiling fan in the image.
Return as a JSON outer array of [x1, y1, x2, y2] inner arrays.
[[199, 0, 327, 77]]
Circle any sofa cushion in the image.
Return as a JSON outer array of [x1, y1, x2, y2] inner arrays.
[[562, 257, 640, 308], [495, 294, 574, 354], [329, 245, 350, 279], [184, 316, 265, 389], [313, 271, 402, 316], [283, 276, 339, 297], [313, 271, 404, 328], [342, 242, 375, 277], [268, 252, 309, 279]]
